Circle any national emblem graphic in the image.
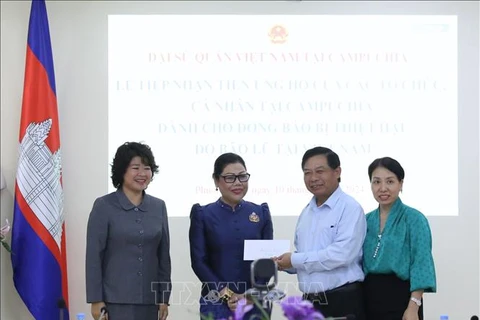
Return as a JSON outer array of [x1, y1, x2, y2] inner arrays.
[[269, 25, 288, 44], [17, 118, 64, 247]]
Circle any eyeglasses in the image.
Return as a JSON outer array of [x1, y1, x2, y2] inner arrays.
[[221, 173, 251, 183]]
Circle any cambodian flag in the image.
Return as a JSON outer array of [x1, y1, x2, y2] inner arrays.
[[11, 1, 69, 319]]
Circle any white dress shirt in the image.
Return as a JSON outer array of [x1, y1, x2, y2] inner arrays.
[[290, 186, 367, 293]]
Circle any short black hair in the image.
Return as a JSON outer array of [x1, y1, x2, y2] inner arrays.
[[111, 142, 159, 188], [368, 157, 405, 181], [212, 153, 247, 180], [301, 146, 341, 182]]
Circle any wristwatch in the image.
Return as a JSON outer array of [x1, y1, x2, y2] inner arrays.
[[410, 297, 422, 306]]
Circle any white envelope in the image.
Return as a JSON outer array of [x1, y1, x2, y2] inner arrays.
[[243, 239, 291, 261]]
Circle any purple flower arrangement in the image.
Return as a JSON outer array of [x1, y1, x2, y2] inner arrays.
[[203, 296, 327, 320], [279, 296, 325, 320]]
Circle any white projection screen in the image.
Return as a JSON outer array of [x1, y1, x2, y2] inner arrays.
[[108, 15, 458, 217]]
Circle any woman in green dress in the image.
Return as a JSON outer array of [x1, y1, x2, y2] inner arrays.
[[363, 157, 436, 320]]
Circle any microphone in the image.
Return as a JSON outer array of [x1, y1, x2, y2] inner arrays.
[[57, 298, 66, 320], [98, 306, 108, 320], [244, 259, 284, 309], [471, 316, 479, 320]]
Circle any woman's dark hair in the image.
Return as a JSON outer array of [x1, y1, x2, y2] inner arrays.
[[368, 157, 405, 181], [111, 142, 159, 188], [301, 146, 341, 182], [212, 153, 247, 180]]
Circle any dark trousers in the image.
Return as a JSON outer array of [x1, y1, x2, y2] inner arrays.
[[303, 281, 366, 320], [364, 274, 424, 320], [105, 303, 158, 320]]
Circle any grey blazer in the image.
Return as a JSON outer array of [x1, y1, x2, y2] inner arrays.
[[86, 189, 171, 305]]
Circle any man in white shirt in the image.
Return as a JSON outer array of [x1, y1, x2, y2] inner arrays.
[[275, 146, 367, 320]]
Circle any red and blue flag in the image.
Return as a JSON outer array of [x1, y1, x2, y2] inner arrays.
[[11, 1, 69, 319]]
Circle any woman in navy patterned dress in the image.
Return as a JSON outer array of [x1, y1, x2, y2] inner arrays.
[[189, 153, 273, 319]]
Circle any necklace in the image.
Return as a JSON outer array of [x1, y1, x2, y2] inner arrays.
[[373, 233, 382, 258], [374, 210, 389, 258]]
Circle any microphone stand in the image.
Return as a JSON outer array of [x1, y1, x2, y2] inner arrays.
[[57, 298, 66, 320], [244, 285, 286, 318], [244, 288, 272, 319], [245, 259, 286, 319]]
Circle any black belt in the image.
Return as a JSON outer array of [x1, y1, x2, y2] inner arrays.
[[303, 281, 361, 301]]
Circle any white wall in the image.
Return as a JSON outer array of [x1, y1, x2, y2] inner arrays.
[[1, 1, 479, 319]]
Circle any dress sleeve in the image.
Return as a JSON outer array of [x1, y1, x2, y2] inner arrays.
[[85, 198, 108, 303], [261, 203, 273, 240], [156, 200, 172, 304], [409, 212, 437, 292], [188, 204, 222, 292]]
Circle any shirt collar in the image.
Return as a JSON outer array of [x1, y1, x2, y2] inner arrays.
[[387, 196, 402, 215], [373, 196, 403, 216], [216, 198, 245, 211], [392, 196, 402, 209], [309, 185, 343, 209], [116, 188, 150, 212]]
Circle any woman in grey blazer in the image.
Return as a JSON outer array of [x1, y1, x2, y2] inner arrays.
[[86, 142, 171, 320]]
